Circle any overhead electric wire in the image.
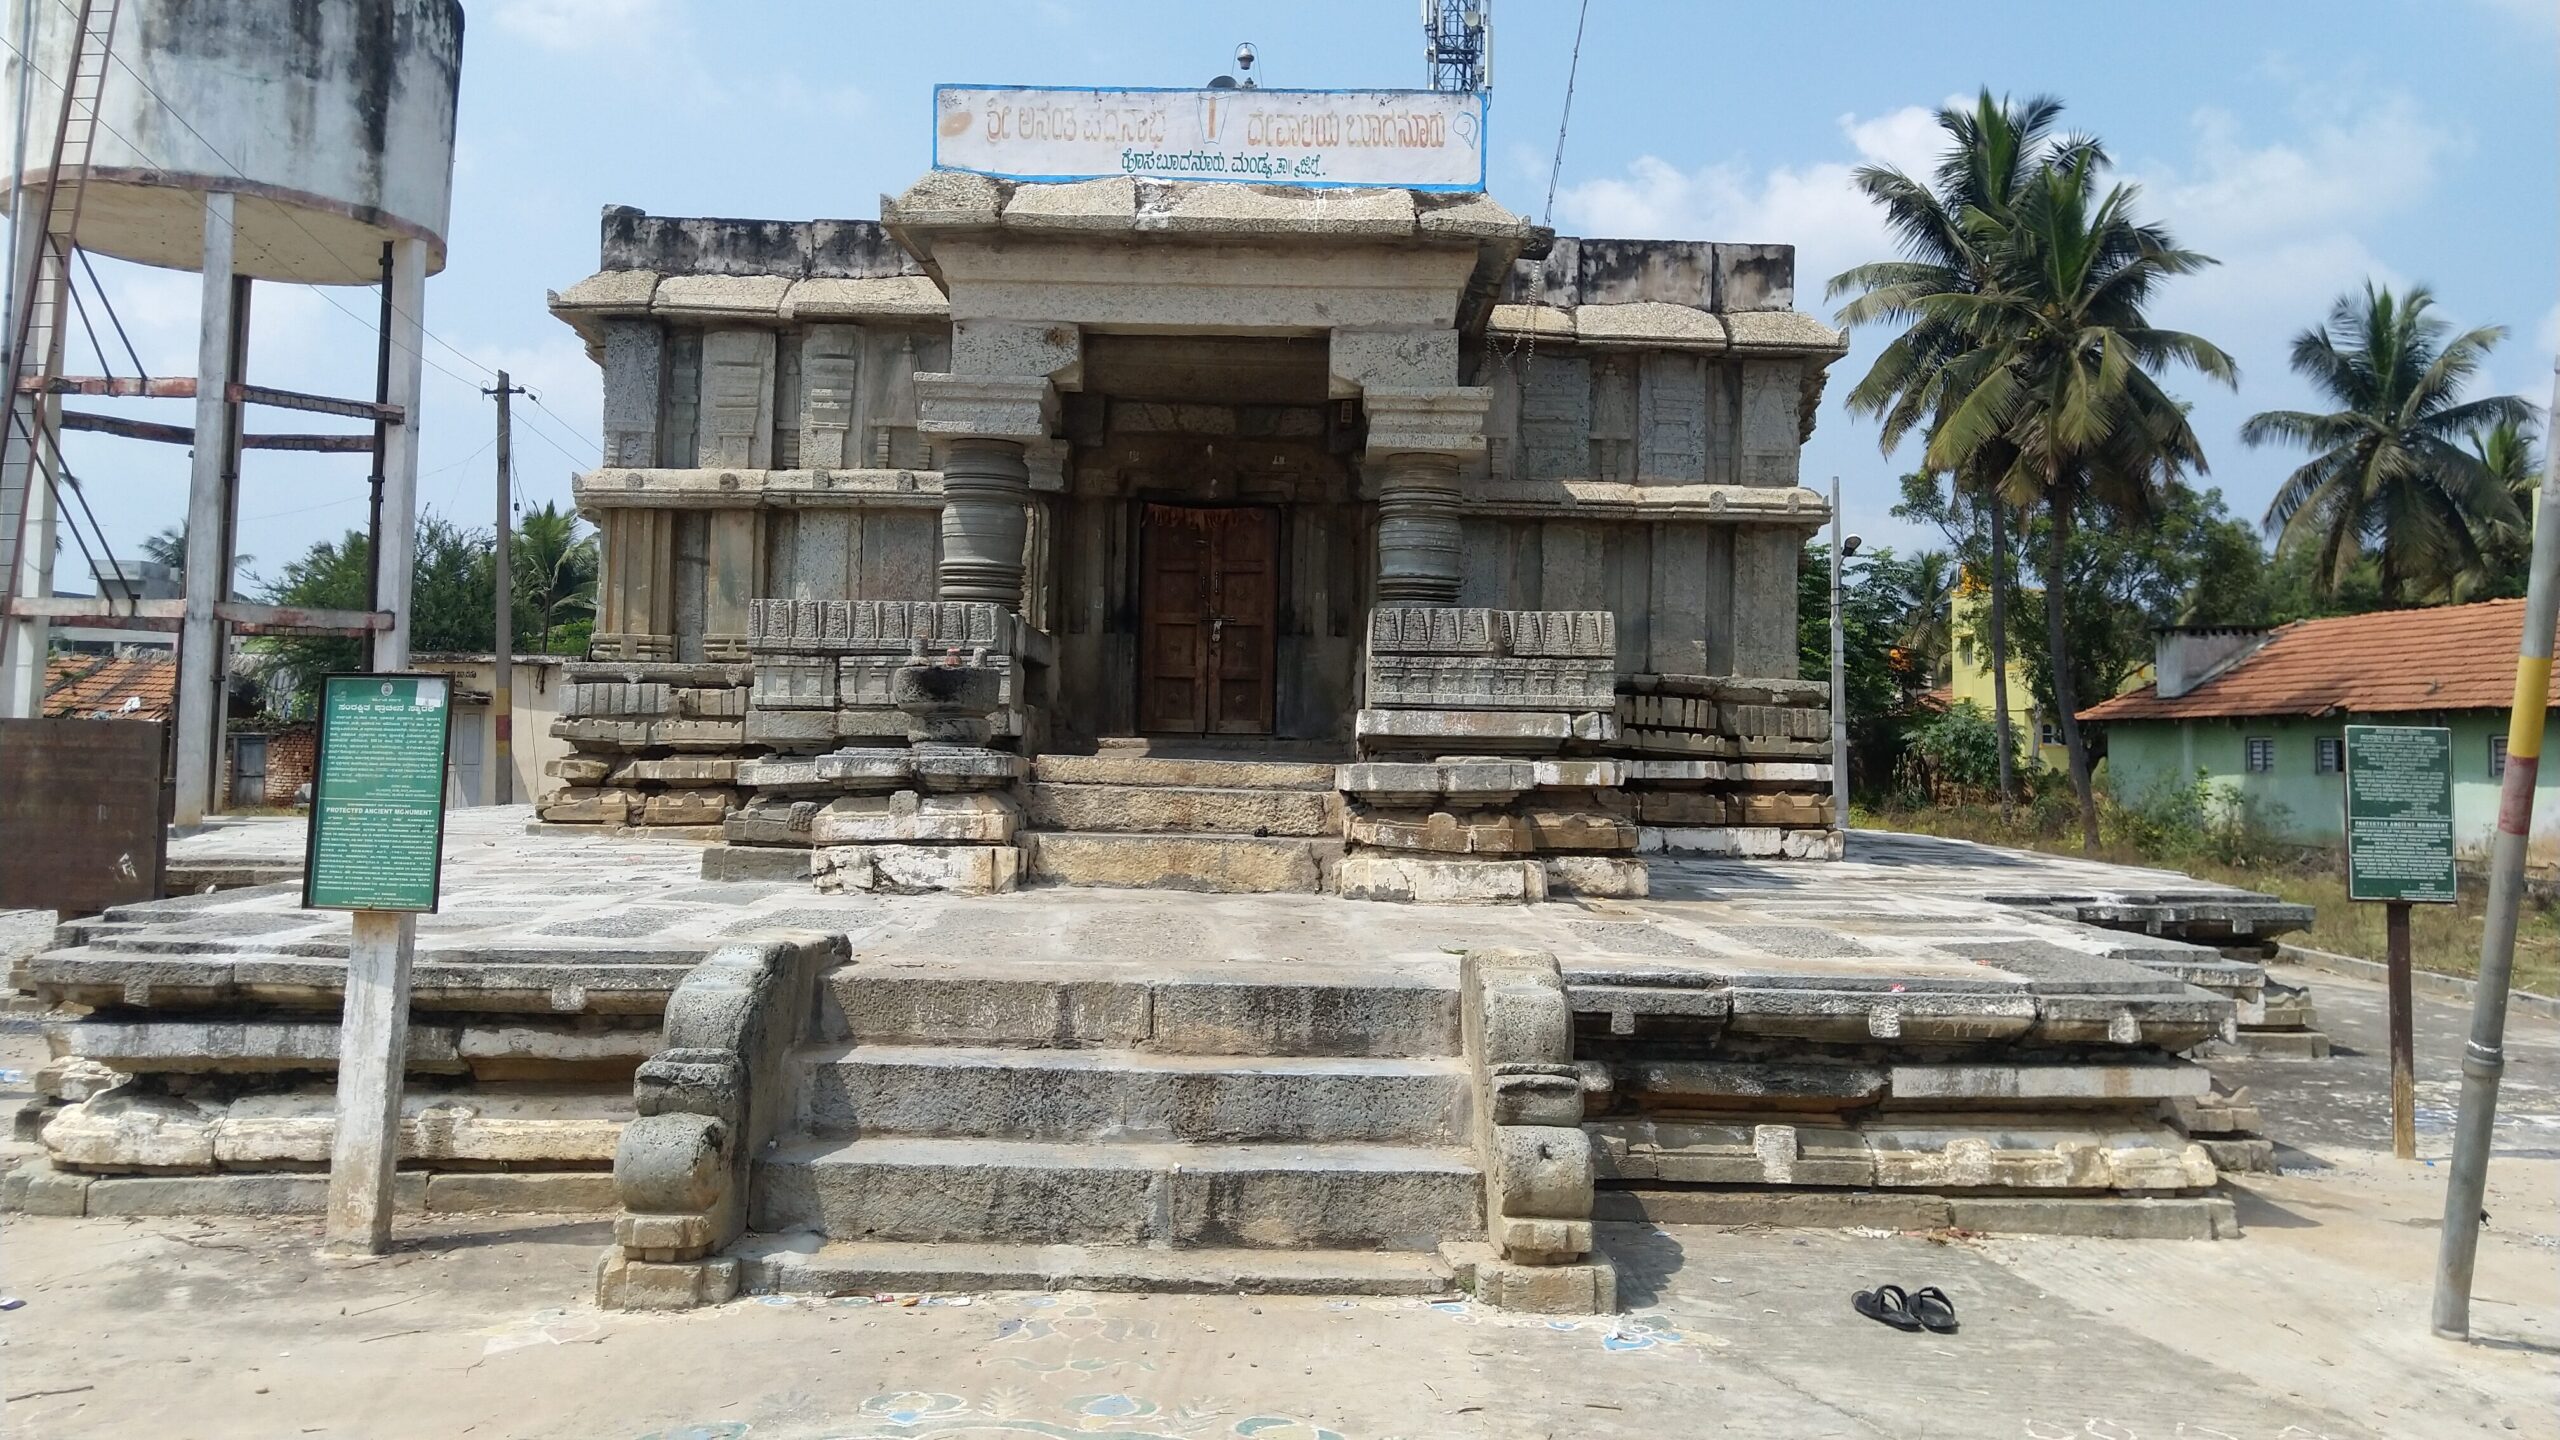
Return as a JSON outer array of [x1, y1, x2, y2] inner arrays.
[[1542, 0, 1591, 227]]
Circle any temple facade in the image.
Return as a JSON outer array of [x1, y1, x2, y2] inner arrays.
[[542, 173, 1851, 897]]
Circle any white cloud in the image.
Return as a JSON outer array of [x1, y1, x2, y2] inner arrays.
[[487, 0, 676, 52], [1553, 102, 1945, 318]]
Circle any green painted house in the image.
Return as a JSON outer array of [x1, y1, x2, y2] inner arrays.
[[2080, 599, 2556, 865]]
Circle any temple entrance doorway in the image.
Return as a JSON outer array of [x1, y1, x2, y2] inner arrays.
[[1138, 503, 1279, 735]]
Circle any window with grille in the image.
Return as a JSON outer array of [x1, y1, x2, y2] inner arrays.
[[2492, 735, 2509, 779], [2316, 737, 2343, 774], [2245, 737, 2276, 773]]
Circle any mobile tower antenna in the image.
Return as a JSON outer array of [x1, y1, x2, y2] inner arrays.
[[1423, 0, 1490, 91]]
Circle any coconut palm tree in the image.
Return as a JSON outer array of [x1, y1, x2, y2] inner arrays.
[[1831, 90, 2091, 821], [1921, 153, 2238, 851], [2243, 284, 2531, 605], [512, 502, 597, 653]]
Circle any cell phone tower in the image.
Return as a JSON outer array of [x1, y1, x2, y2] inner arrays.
[[1423, 0, 1490, 91]]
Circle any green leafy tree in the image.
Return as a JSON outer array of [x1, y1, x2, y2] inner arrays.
[[251, 511, 500, 716], [2243, 284, 2531, 604], [1801, 541, 1949, 798], [511, 502, 598, 654], [1832, 91, 2086, 818], [2001, 484, 2249, 734], [1919, 151, 2237, 851]]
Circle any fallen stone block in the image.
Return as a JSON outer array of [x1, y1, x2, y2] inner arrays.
[[1631, 791, 1728, 825], [1732, 793, 1833, 826], [1532, 758, 1624, 789], [546, 755, 613, 785], [541, 786, 641, 825], [53, 1017, 464, 1075], [724, 798, 821, 847]]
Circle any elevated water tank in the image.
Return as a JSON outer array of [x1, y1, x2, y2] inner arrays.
[[6, 0, 463, 282]]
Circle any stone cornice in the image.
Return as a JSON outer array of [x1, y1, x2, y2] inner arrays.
[[572, 468, 943, 512], [1465, 480, 1832, 526]]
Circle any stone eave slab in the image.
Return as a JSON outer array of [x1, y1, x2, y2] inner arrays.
[[572, 468, 945, 512], [1466, 480, 1831, 524]]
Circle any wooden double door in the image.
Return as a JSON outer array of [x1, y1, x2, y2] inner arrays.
[[1139, 503, 1279, 734]]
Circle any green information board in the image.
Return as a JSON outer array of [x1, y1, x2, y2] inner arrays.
[[2345, 724, 2457, 904], [302, 673, 453, 912]]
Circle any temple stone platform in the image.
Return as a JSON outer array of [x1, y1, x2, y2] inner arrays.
[[10, 809, 2313, 1307]]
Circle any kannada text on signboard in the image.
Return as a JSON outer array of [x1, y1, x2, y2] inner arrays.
[[303, 674, 452, 913], [933, 86, 1487, 191]]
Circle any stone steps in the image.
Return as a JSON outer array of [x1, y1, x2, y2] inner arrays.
[[741, 1237, 1457, 1297], [821, 960, 1461, 1057], [1023, 782, 1342, 837], [791, 1043, 1470, 1145], [1020, 831, 1336, 894], [1029, 754, 1337, 791], [754, 1135, 1480, 1249]]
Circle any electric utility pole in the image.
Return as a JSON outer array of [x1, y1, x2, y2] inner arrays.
[[483, 371, 525, 806], [2432, 361, 2560, 1338]]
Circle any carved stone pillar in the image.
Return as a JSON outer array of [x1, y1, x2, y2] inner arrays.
[[1360, 385, 1490, 609], [936, 437, 1032, 607], [1375, 453, 1464, 605]]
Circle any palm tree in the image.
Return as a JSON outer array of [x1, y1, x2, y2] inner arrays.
[[1831, 90, 2089, 821], [512, 501, 598, 653], [2242, 284, 2531, 605], [138, 524, 249, 585], [2466, 419, 2540, 599], [1922, 153, 2238, 851]]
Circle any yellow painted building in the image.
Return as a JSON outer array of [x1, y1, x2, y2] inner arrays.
[[1945, 577, 2150, 773]]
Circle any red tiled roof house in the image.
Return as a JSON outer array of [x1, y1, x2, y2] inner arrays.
[[2079, 599, 2556, 862]]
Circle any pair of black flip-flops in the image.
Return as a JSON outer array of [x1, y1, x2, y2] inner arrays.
[[1852, 1284, 1958, 1333]]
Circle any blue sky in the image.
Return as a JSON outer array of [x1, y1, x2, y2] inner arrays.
[[42, 0, 2560, 591]]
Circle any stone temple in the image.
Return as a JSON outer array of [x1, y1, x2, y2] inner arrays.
[[537, 171, 1852, 899], [12, 140, 2319, 1315]]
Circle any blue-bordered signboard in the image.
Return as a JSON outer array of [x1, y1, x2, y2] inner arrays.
[[933, 85, 1487, 191], [301, 673, 452, 913], [2345, 723, 2457, 904]]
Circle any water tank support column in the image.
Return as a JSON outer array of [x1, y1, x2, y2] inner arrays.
[[171, 192, 235, 828]]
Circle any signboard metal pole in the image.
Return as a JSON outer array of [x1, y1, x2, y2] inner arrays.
[[2434, 361, 2560, 1339], [2386, 900, 2415, 1160], [2343, 722, 2456, 1172]]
